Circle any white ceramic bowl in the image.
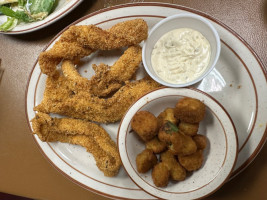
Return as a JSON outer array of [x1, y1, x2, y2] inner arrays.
[[118, 87, 238, 200], [142, 13, 221, 87]]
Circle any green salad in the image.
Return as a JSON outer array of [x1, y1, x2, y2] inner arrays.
[[0, 0, 57, 31]]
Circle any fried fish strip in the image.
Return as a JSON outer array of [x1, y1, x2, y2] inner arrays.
[[31, 112, 121, 177], [34, 75, 160, 123], [60, 19, 148, 49], [62, 45, 142, 96], [39, 19, 148, 76]]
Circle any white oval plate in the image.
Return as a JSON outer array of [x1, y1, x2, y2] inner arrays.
[[25, 3, 267, 200], [118, 87, 238, 200], [0, 0, 83, 34]]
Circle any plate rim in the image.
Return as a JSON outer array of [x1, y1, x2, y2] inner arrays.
[[24, 2, 267, 199]]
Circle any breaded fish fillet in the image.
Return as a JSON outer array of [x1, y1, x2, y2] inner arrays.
[[34, 75, 160, 123], [39, 19, 148, 76], [31, 112, 121, 177], [62, 45, 142, 96]]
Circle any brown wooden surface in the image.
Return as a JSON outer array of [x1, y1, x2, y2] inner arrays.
[[0, 1, 266, 200]]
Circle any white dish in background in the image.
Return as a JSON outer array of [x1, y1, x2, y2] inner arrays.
[[0, 0, 83, 34], [142, 13, 221, 87], [25, 3, 267, 200], [118, 87, 238, 200]]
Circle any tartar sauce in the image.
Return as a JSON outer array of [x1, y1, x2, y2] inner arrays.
[[151, 28, 211, 84]]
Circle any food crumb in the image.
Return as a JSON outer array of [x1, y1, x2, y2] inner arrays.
[[230, 84, 233, 87], [84, 70, 87, 73], [237, 85, 242, 89]]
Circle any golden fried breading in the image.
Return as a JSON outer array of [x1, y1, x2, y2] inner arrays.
[[39, 41, 94, 76], [179, 132, 198, 156], [152, 162, 170, 187], [158, 121, 179, 144], [178, 150, 204, 171], [146, 137, 167, 154], [136, 149, 157, 173], [157, 108, 177, 128], [193, 135, 207, 150], [60, 19, 148, 48], [31, 112, 121, 177], [62, 45, 142, 96], [34, 75, 160, 123], [174, 97, 206, 123], [178, 121, 199, 136], [131, 111, 158, 142], [158, 121, 185, 155], [39, 19, 148, 76], [168, 132, 184, 155], [160, 151, 186, 181]]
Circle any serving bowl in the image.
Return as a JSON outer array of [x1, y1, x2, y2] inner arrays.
[[142, 13, 221, 87], [118, 87, 237, 200]]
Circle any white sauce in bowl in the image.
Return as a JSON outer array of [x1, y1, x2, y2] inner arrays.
[[151, 28, 211, 84]]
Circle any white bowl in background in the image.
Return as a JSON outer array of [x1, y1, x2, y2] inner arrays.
[[118, 87, 238, 200], [142, 13, 221, 87]]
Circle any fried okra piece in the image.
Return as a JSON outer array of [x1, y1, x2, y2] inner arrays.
[[136, 149, 157, 173], [178, 150, 204, 171], [179, 133, 198, 156], [168, 133, 184, 155], [131, 111, 158, 142], [158, 121, 197, 156], [178, 121, 199, 136], [193, 135, 207, 150], [158, 121, 179, 143], [146, 137, 167, 154], [152, 162, 170, 187], [174, 97, 205, 123], [158, 121, 183, 154], [161, 151, 186, 181], [157, 108, 177, 128]]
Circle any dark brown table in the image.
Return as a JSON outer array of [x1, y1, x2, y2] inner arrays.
[[0, 1, 266, 199]]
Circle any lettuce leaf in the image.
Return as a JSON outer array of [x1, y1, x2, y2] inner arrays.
[[28, 0, 55, 14], [0, 6, 33, 22], [0, 17, 18, 31]]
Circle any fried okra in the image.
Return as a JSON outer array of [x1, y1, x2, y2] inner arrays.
[[157, 108, 177, 128], [133, 97, 208, 188], [160, 151, 186, 181], [146, 137, 167, 154], [158, 121, 197, 156], [158, 121, 179, 143], [193, 135, 207, 150], [179, 133, 198, 156], [131, 111, 158, 142], [178, 121, 199, 136], [152, 162, 170, 187], [174, 97, 205, 123], [136, 149, 157, 173], [158, 121, 183, 154], [178, 150, 204, 171]]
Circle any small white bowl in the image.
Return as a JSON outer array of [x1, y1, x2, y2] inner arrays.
[[142, 14, 221, 87], [118, 87, 238, 200]]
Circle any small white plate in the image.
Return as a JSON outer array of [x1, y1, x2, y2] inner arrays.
[[0, 0, 83, 34], [118, 87, 238, 200]]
